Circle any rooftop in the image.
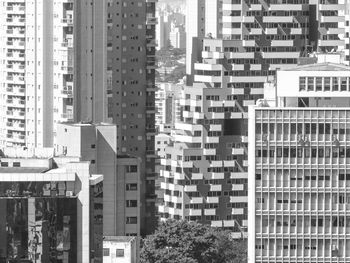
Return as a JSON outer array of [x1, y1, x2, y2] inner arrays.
[[103, 236, 136, 243], [283, 62, 350, 72], [0, 167, 48, 173], [59, 122, 116, 127]]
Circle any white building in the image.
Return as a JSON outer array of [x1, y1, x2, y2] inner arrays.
[[169, 24, 186, 49], [103, 236, 137, 263], [0, 0, 107, 148], [155, 83, 183, 132], [248, 62, 350, 263]]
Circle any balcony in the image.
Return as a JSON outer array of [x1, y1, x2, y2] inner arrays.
[[206, 197, 219, 203], [61, 66, 73, 73], [210, 184, 222, 191], [187, 209, 202, 216], [191, 173, 203, 180], [232, 148, 244, 155], [232, 184, 244, 191], [263, 16, 293, 23], [230, 196, 248, 203], [209, 160, 222, 167], [184, 185, 197, 192], [146, 61, 157, 70], [146, 17, 157, 25], [224, 160, 236, 167], [146, 150, 157, 158], [232, 208, 244, 215], [204, 209, 216, 216], [194, 63, 222, 71], [61, 18, 74, 25], [209, 172, 225, 179], [146, 106, 156, 114], [61, 41, 73, 49], [194, 75, 222, 83], [242, 40, 255, 47], [203, 148, 216, 155], [190, 197, 203, 204], [61, 90, 73, 98], [320, 16, 345, 23], [6, 5, 25, 14], [318, 39, 345, 47]]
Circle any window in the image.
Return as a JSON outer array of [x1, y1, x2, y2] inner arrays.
[[13, 162, 20, 167], [340, 77, 347, 91], [126, 200, 137, 207], [324, 77, 330, 91], [126, 165, 137, 172], [126, 183, 138, 191], [316, 77, 322, 91], [103, 248, 110, 256], [116, 249, 125, 257], [126, 217, 137, 224], [307, 77, 314, 91], [332, 77, 339, 91]]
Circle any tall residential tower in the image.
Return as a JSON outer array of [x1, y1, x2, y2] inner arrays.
[[107, 0, 157, 235], [0, 0, 107, 148]]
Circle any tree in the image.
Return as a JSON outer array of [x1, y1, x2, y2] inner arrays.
[[140, 220, 247, 263]]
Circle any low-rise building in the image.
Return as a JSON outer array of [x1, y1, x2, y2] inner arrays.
[[0, 147, 103, 263], [103, 236, 137, 263], [55, 123, 141, 237]]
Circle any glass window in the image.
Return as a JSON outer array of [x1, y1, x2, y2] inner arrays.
[[126, 216, 138, 224], [324, 77, 330, 91], [126, 183, 137, 191], [126, 165, 138, 173], [103, 248, 110, 256], [332, 77, 339, 91], [299, 77, 306, 91], [316, 77, 322, 91], [116, 249, 125, 257], [340, 77, 347, 91], [307, 77, 314, 91]]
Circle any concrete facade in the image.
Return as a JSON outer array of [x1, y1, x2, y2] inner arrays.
[[55, 123, 141, 237], [107, 0, 157, 235], [248, 62, 350, 263], [103, 236, 137, 263]]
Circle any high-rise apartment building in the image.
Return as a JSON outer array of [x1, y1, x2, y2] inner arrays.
[[0, 0, 107, 148], [0, 147, 103, 262], [248, 61, 350, 262], [160, 0, 350, 236], [106, 0, 157, 235]]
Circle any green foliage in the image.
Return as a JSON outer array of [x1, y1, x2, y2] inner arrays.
[[140, 220, 247, 263]]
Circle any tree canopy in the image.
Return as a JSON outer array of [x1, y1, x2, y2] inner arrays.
[[140, 220, 247, 263]]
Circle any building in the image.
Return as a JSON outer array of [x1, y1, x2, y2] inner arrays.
[[0, 147, 103, 263], [185, 0, 206, 84], [156, 13, 168, 50], [248, 62, 350, 262], [159, 0, 350, 236], [55, 123, 141, 237], [169, 24, 186, 49], [107, 0, 158, 235], [155, 83, 183, 131], [0, 0, 107, 148], [103, 236, 137, 263]]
